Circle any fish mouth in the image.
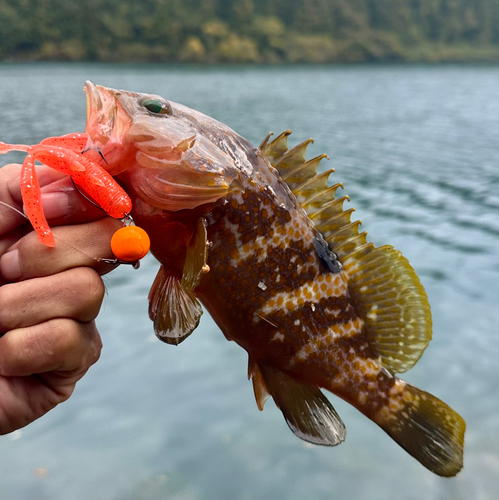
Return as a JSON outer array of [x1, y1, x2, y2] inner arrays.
[[85, 81, 113, 143], [84, 81, 136, 174], [84, 81, 134, 148]]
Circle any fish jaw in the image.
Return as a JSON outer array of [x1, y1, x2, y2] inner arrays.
[[84, 81, 136, 175], [84, 81, 241, 211]]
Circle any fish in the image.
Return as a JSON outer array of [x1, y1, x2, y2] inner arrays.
[[7, 82, 467, 476]]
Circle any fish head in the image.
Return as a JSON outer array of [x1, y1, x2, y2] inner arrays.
[[84, 81, 241, 211]]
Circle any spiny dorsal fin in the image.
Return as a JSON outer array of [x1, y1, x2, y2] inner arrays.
[[258, 132, 273, 152], [260, 131, 432, 373], [274, 138, 314, 180], [260, 130, 291, 164], [293, 168, 336, 205]]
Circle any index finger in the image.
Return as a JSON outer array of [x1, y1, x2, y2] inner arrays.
[[0, 163, 110, 238], [0, 217, 123, 283]]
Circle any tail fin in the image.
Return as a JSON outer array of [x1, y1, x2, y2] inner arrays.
[[375, 383, 465, 477]]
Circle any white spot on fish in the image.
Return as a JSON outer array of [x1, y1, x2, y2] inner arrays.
[[258, 281, 267, 291], [367, 305, 378, 321], [291, 317, 366, 365], [259, 273, 349, 316]]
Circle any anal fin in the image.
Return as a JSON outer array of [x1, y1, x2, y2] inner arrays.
[[248, 358, 271, 411], [258, 364, 346, 446]]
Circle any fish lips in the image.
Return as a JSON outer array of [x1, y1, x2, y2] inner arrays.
[[84, 81, 135, 150]]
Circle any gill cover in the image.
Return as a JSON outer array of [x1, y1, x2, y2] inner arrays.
[[85, 81, 241, 211]]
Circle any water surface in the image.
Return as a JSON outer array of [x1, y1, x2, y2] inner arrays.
[[0, 63, 498, 500]]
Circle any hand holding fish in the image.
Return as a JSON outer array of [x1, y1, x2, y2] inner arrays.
[[0, 163, 121, 434]]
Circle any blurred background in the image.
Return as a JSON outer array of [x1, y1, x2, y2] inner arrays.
[[1, 2, 499, 500], [2, 0, 499, 63]]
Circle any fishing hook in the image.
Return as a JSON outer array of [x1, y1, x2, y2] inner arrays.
[[70, 184, 140, 268], [81, 146, 108, 164]]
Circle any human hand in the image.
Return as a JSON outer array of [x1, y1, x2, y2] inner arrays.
[[0, 163, 122, 434]]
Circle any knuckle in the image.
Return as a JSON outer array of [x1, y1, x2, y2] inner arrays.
[[33, 318, 78, 360], [0, 317, 102, 377], [70, 267, 106, 319], [2, 163, 21, 175], [13, 232, 51, 278], [0, 321, 67, 376], [72, 267, 105, 300], [47, 319, 102, 370], [85, 322, 103, 366], [46, 318, 82, 358]]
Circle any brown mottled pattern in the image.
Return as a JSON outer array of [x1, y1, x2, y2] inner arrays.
[[200, 178, 398, 417]]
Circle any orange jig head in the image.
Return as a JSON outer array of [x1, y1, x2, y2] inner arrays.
[[111, 225, 151, 262]]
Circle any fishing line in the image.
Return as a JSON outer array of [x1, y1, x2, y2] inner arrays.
[[0, 200, 27, 219], [69, 179, 148, 268]]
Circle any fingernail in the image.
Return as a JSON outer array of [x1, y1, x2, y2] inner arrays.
[[41, 192, 70, 219], [0, 250, 21, 281]]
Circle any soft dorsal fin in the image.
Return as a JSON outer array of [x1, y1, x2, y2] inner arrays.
[[252, 362, 346, 446], [260, 132, 432, 373], [341, 244, 432, 372], [148, 217, 208, 345]]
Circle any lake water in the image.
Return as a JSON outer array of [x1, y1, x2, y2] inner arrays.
[[0, 63, 498, 500]]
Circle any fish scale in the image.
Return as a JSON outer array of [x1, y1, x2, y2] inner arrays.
[[201, 165, 412, 439]]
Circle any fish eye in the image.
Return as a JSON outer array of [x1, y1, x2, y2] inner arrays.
[[142, 99, 172, 115]]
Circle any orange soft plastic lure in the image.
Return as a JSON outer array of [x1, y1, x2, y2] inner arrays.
[[0, 133, 149, 263]]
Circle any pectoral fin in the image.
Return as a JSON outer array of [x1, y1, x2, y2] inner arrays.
[[257, 364, 346, 446], [148, 218, 209, 345], [148, 266, 203, 345]]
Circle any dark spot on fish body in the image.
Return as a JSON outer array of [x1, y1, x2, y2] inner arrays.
[[313, 235, 342, 274], [224, 191, 289, 242], [335, 331, 377, 359]]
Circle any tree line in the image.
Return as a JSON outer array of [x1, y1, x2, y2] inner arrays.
[[1, 0, 499, 62]]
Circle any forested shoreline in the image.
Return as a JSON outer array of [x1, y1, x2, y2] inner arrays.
[[2, 0, 499, 63]]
